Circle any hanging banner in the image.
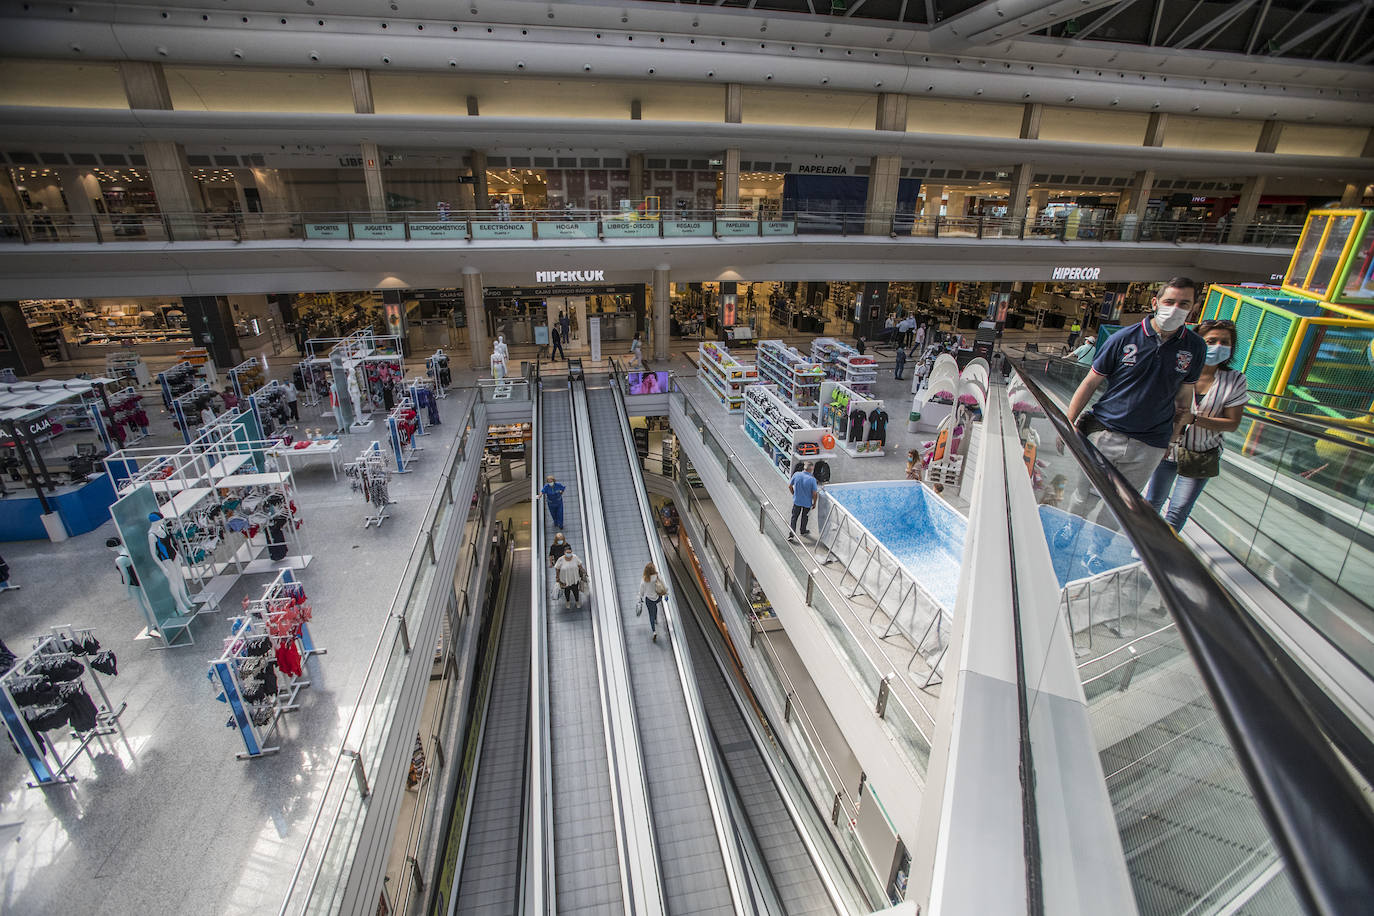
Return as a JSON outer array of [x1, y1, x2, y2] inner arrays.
[[536, 221, 599, 239], [471, 222, 534, 240], [602, 221, 659, 238], [407, 222, 467, 240], [350, 222, 405, 240], [762, 220, 796, 236], [717, 220, 758, 237], [664, 220, 713, 238], [305, 223, 348, 239]]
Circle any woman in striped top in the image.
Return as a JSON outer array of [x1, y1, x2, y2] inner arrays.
[[1143, 319, 1250, 530]]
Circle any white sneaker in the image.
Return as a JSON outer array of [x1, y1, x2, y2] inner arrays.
[[576, 598, 582, 608], [652, 631, 657, 642]]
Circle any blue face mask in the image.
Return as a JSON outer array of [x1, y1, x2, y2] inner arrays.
[[1205, 344, 1231, 366]]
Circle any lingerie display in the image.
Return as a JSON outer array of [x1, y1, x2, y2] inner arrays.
[[5, 630, 118, 752], [101, 391, 150, 439]]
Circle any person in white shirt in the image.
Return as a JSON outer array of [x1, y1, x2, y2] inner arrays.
[[915, 323, 927, 350], [637, 562, 668, 641], [553, 545, 586, 609]]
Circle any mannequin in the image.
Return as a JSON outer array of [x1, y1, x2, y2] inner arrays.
[[329, 381, 346, 432], [107, 536, 158, 632], [347, 370, 366, 423], [491, 335, 509, 380], [147, 512, 195, 614]]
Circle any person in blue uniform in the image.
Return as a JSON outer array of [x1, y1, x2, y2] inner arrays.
[[540, 475, 566, 529]]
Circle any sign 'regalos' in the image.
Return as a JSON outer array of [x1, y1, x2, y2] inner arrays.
[[1051, 267, 1102, 280]]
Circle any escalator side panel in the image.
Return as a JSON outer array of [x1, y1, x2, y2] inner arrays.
[[454, 550, 533, 916], [542, 389, 626, 915]]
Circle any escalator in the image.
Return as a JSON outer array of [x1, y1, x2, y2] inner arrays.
[[1001, 367, 1374, 915], [662, 547, 847, 916], [577, 380, 746, 914], [451, 549, 532, 915], [535, 384, 627, 914]]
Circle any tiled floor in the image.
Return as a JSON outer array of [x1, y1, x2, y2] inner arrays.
[[0, 365, 477, 916]]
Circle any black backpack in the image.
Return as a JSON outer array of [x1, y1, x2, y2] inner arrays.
[[813, 460, 832, 484]]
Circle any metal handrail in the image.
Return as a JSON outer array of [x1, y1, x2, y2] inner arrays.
[[1018, 370, 1374, 916], [278, 390, 482, 914], [567, 373, 665, 913], [0, 206, 1303, 246], [525, 372, 552, 915]]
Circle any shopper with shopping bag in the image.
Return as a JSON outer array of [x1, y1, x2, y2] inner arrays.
[[553, 544, 587, 609], [637, 562, 668, 641]]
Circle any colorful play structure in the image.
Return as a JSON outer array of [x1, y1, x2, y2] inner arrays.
[[1200, 208, 1374, 421]]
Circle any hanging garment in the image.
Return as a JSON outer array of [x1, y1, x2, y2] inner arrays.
[[154, 533, 177, 561], [275, 640, 303, 678], [30, 655, 84, 682], [59, 682, 99, 733], [89, 650, 118, 677], [242, 635, 272, 658], [9, 675, 57, 706], [867, 408, 889, 445], [847, 408, 866, 443], [24, 701, 69, 733]]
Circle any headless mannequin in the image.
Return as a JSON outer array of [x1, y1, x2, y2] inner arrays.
[[347, 371, 366, 422], [108, 536, 158, 632], [147, 515, 195, 614], [491, 335, 509, 380]]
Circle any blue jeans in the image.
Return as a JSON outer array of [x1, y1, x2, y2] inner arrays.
[[644, 596, 661, 632], [1143, 458, 1209, 531]]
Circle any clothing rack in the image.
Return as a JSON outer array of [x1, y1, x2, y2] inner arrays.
[[227, 358, 266, 400], [344, 442, 393, 528], [209, 578, 322, 760], [386, 398, 421, 473], [426, 350, 451, 397], [407, 377, 440, 432], [0, 625, 124, 787], [248, 379, 294, 437], [294, 359, 329, 408], [171, 382, 214, 445], [103, 386, 151, 447], [158, 360, 206, 410]]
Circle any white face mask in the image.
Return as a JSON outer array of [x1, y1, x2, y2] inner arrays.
[[1154, 304, 1188, 333]]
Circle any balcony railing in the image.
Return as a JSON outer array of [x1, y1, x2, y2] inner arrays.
[[0, 207, 1305, 247]]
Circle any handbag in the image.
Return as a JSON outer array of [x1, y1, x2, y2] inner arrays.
[[653, 576, 668, 597], [1176, 444, 1221, 479]]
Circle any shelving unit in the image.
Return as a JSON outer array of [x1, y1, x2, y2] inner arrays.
[[697, 341, 758, 412], [818, 380, 888, 458], [754, 339, 824, 409], [742, 383, 834, 478], [485, 421, 531, 457], [105, 351, 151, 387], [810, 337, 878, 396]]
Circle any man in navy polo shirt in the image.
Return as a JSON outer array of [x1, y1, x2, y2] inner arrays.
[[1059, 277, 1206, 564]]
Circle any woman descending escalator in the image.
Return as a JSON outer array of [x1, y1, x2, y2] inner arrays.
[[553, 544, 587, 610], [637, 562, 668, 642]]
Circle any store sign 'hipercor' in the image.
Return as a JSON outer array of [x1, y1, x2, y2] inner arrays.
[[535, 270, 606, 283], [1051, 266, 1102, 280]]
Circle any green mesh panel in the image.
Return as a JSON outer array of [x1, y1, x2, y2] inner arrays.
[[1243, 311, 1291, 394], [1294, 326, 1374, 410], [1233, 302, 1263, 373], [1202, 290, 1222, 321]]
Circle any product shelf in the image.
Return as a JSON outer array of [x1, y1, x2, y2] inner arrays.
[[742, 383, 835, 479], [754, 339, 824, 409], [697, 342, 758, 412]]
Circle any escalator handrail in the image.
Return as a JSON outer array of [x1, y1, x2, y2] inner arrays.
[[603, 365, 757, 915], [568, 375, 667, 914], [526, 376, 554, 914], [1017, 370, 1374, 916]]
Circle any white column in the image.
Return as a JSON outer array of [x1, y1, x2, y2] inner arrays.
[[361, 140, 386, 219], [462, 267, 487, 369], [653, 266, 671, 360]]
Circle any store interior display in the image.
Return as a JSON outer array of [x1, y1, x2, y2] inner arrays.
[[345, 442, 394, 528], [748, 579, 781, 631], [754, 339, 823, 408], [158, 361, 211, 409], [170, 382, 217, 444], [811, 337, 878, 396], [426, 350, 452, 394], [484, 421, 531, 459], [209, 569, 324, 759], [697, 341, 758, 412], [104, 351, 151, 388], [0, 625, 125, 787], [818, 380, 888, 458], [294, 360, 331, 408], [408, 377, 441, 427], [742, 382, 835, 478]]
